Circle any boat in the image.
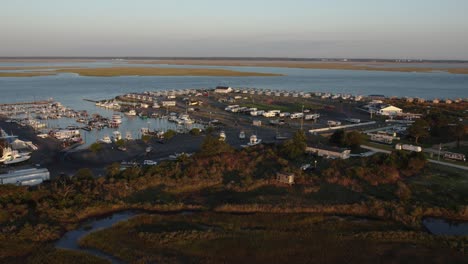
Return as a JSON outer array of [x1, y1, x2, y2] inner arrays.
[[239, 131, 245, 139], [112, 131, 122, 142], [0, 147, 31, 164], [125, 131, 133, 141], [125, 109, 136, 116], [3, 153, 31, 165], [241, 135, 262, 148], [111, 114, 122, 124], [219, 131, 226, 141], [99, 135, 112, 144], [146, 147, 152, 153]]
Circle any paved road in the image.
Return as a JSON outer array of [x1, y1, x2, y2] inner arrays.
[[361, 145, 468, 171]]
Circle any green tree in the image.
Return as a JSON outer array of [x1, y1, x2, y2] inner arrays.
[[395, 181, 412, 201], [281, 130, 307, 159], [74, 168, 94, 181], [200, 135, 233, 157], [408, 119, 429, 144], [329, 129, 346, 147], [141, 134, 151, 143], [89, 142, 102, 153], [345, 131, 364, 150], [164, 129, 177, 139], [106, 162, 121, 178], [115, 139, 125, 148], [190, 128, 201, 136], [451, 123, 467, 148]]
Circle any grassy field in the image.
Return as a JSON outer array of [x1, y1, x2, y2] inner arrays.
[[0, 67, 282, 77], [128, 60, 468, 75], [78, 212, 466, 263]]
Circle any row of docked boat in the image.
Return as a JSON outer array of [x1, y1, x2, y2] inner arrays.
[[98, 131, 133, 144], [219, 130, 262, 148], [0, 146, 31, 165], [167, 113, 195, 125]]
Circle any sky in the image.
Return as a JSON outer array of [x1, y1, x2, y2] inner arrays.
[[1, 0, 468, 59]]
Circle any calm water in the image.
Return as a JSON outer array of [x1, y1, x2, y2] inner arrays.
[[423, 218, 468, 236], [0, 61, 467, 147]]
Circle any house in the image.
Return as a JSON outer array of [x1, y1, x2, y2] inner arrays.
[[305, 145, 351, 159], [214, 86, 233, 94], [276, 172, 295, 185]]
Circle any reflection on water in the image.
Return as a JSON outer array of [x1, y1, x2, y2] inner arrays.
[[423, 218, 468, 236]]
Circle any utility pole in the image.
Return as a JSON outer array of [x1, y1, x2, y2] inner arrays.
[[438, 143, 442, 161]]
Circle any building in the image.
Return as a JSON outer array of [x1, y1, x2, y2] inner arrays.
[[305, 145, 351, 159], [377, 105, 403, 116], [161, 101, 176, 107], [276, 172, 295, 185], [214, 86, 233, 94], [0, 168, 50, 186]]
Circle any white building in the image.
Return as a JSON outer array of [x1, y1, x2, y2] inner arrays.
[[214, 86, 233, 94], [377, 105, 403, 116], [306, 145, 351, 159]]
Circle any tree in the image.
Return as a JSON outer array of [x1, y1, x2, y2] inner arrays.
[[106, 163, 121, 178], [115, 139, 125, 148], [407, 119, 429, 144], [345, 131, 364, 150], [451, 123, 467, 148], [329, 129, 346, 147], [281, 130, 307, 159], [141, 134, 151, 143], [89, 142, 102, 153], [164, 129, 176, 139], [200, 134, 233, 157], [190, 128, 201, 136], [74, 168, 94, 181]]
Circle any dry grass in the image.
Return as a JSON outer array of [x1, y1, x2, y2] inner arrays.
[[55, 67, 282, 77], [0, 67, 282, 77], [128, 60, 468, 74]]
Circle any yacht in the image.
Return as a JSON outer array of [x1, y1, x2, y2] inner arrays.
[[99, 135, 112, 144], [112, 114, 122, 124], [125, 131, 133, 141], [112, 131, 122, 142], [0, 147, 31, 165], [125, 109, 137, 116]]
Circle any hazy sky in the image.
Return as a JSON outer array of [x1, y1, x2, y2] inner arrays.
[[1, 0, 468, 59]]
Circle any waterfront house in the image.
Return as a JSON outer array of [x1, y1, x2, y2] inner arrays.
[[276, 172, 295, 185], [214, 86, 233, 94]]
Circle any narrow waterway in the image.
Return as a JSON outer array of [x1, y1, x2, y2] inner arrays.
[[55, 211, 137, 264]]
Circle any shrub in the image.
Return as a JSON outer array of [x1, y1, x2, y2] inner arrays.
[[89, 143, 102, 153], [164, 129, 177, 139], [190, 128, 201, 136]]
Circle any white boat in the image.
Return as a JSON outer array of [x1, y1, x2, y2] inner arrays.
[[219, 131, 226, 141], [112, 114, 122, 124], [125, 109, 137, 116], [239, 131, 245, 139], [4, 153, 31, 165], [112, 131, 122, 142], [125, 131, 133, 140], [248, 135, 262, 146], [241, 135, 262, 148], [99, 135, 112, 144], [0, 147, 31, 164]]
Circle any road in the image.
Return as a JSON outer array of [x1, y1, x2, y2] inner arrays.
[[361, 145, 468, 171]]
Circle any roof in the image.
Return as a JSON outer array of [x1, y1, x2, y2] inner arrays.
[[215, 86, 231, 90]]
